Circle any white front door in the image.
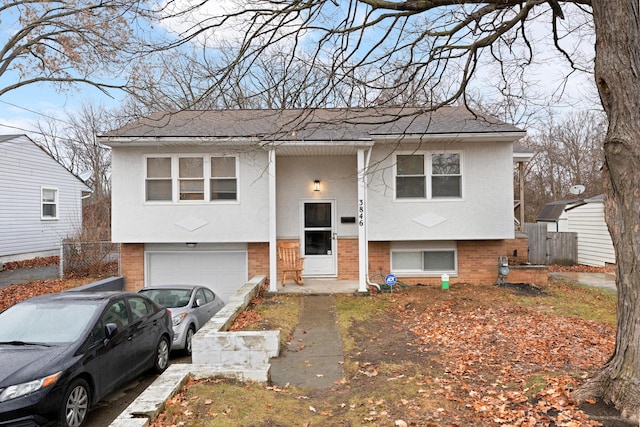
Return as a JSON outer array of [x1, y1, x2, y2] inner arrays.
[[300, 200, 337, 276]]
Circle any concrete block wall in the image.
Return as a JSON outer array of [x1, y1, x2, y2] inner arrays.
[[191, 275, 280, 366]]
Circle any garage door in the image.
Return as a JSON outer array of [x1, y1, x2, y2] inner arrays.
[[146, 251, 247, 302]]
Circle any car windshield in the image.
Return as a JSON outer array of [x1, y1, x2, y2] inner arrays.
[[140, 289, 192, 308], [0, 300, 101, 345]]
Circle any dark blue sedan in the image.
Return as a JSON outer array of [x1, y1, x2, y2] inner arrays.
[[0, 291, 173, 427]]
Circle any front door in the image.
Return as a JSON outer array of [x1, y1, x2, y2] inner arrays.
[[301, 200, 337, 276]]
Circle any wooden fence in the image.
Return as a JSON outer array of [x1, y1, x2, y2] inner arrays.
[[524, 223, 577, 265]]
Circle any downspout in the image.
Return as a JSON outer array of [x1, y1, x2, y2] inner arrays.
[[358, 146, 381, 292]]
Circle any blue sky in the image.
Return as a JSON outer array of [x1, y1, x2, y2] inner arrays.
[[0, 1, 600, 140]]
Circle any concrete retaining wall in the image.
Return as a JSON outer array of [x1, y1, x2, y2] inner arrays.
[[110, 275, 276, 427], [67, 276, 125, 292]]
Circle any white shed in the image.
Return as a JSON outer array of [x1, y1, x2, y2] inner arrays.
[[566, 195, 615, 267]]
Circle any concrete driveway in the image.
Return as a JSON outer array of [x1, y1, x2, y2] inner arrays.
[[0, 265, 60, 289], [549, 271, 616, 291]]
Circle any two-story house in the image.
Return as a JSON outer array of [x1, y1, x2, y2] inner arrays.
[[100, 107, 528, 301]]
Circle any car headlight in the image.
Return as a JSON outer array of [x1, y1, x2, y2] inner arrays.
[[0, 372, 61, 403], [172, 312, 188, 327]]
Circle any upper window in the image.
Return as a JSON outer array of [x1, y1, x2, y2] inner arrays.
[[41, 188, 58, 219], [179, 157, 204, 201], [145, 155, 238, 203], [395, 152, 462, 200], [210, 156, 237, 200], [432, 153, 461, 198], [396, 154, 426, 198], [146, 157, 172, 201]]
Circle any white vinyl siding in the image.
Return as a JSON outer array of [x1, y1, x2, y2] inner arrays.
[[567, 200, 615, 267], [0, 136, 89, 260]]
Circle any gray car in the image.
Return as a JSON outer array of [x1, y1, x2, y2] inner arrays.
[[139, 286, 224, 355]]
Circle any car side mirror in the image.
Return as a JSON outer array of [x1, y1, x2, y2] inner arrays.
[[194, 299, 203, 308], [104, 323, 118, 340]]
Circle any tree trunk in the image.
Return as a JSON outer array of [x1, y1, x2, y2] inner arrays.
[[573, 0, 640, 422]]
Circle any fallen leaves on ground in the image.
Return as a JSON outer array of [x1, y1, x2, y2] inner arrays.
[[548, 264, 615, 274], [0, 279, 77, 312], [1, 256, 59, 272], [396, 298, 614, 426]]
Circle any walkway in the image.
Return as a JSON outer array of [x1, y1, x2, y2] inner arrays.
[[269, 294, 344, 388]]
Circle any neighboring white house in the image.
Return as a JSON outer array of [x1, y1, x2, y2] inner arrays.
[[99, 107, 528, 300], [565, 195, 615, 267], [536, 195, 615, 267], [0, 135, 91, 263]]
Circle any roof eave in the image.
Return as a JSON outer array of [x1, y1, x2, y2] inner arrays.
[[371, 131, 526, 143]]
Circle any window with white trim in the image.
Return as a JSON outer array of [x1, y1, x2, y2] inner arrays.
[[179, 157, 204, 201], [145, 155, 238, 202], [391, 242, 457, 275], [396, 154, 426, 198], [210, 156, 237, 200], [395, 152, 462, 199], [432, 153, 461, 198], [41, 188, 58, 219], [146, 157, 172, 201]]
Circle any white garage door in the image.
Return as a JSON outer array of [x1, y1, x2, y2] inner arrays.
[[147, 251, 247, 302]]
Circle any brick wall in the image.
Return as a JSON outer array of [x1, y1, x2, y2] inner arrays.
[[248, 242, 269, 279], [368, 241, 391, 281], [508, 265, 548, 286], [503, 234, 530, 264], [121, 235, 538, 291], [120, 243, 144, 291], [363, 238, 538, 286], [337, 238, 359, 280]]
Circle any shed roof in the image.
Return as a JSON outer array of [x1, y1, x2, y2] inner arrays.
[[536, 200, 579, 222]]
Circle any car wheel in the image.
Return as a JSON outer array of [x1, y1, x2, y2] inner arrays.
[[154, 336, 170, 373], [59, 378, 90, 427], [184, 325, 195, 356]]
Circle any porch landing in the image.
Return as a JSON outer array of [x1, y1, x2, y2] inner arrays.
[[273, 279, 361, 295]]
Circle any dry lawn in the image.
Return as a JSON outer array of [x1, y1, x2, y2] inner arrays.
[[151, 279, 625, 427]]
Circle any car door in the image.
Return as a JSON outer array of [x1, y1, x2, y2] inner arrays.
[[190, 288, 214, 328], [125, 295, 161, 371], [90, 299, 136, 395]]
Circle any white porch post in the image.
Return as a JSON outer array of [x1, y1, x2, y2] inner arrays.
[[268, 148, 278, 292], [357, 148, 368, 292]]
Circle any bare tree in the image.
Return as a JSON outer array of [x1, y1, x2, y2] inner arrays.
[[161, 0, 640, 420], [0, 0, 159, 98], [520, 110, 606, 220]]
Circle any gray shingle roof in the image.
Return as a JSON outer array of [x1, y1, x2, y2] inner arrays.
[[536, 200, 579, 222], [101, 107, 524, 141]]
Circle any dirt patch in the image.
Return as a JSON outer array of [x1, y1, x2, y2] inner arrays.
[[498, 282, 545, 296]]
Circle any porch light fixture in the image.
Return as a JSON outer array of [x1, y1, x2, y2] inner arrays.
[[185, 242, 197, 248], [314, 180, 320, 191]]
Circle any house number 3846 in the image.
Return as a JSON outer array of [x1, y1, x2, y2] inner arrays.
[[358, 199, 365, 226]]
